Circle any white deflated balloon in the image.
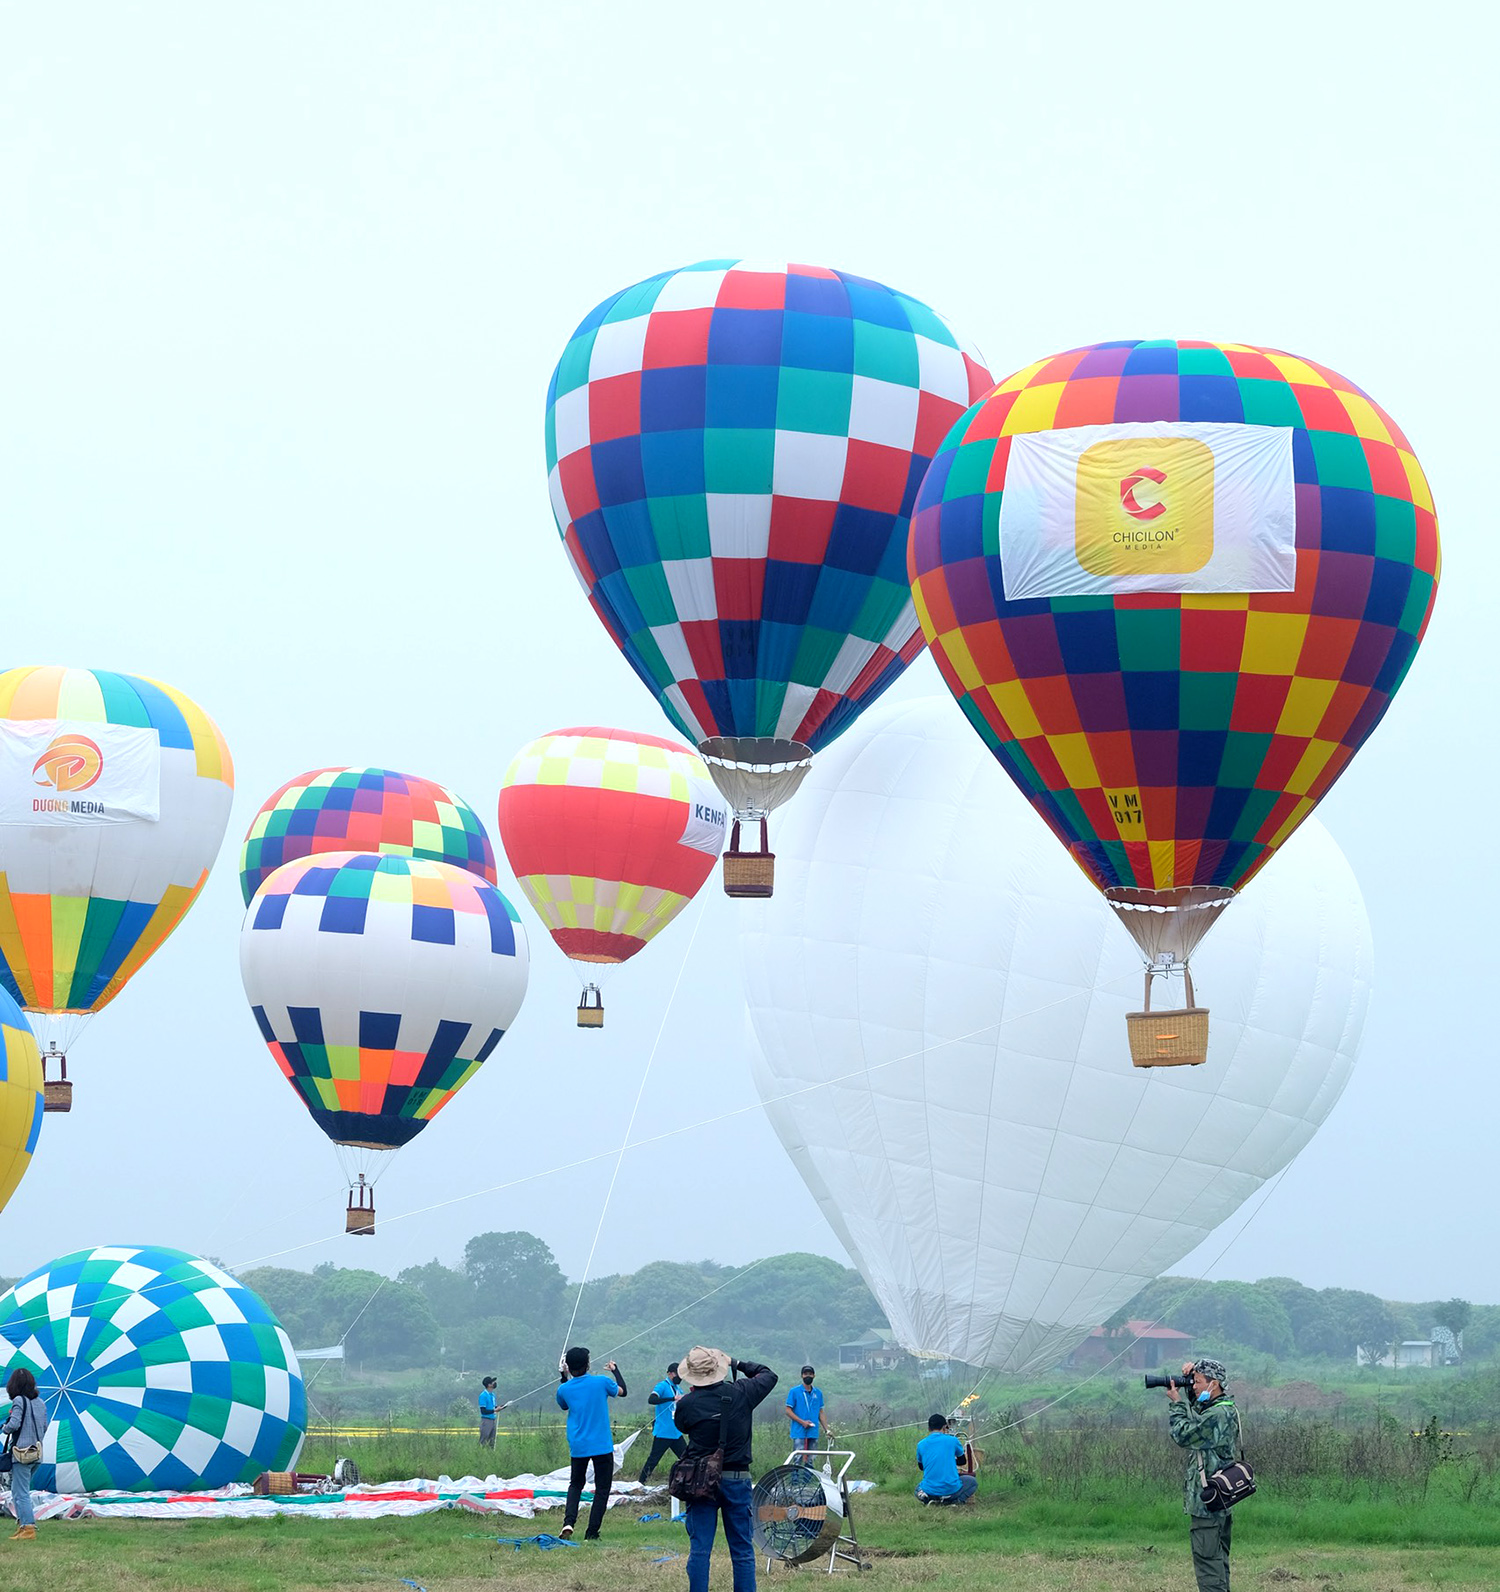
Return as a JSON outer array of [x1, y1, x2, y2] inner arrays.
[[738, 695, 1371, 1373]]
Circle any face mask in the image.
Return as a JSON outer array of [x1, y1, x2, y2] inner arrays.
[[1196, 1390, 1211, 1404]]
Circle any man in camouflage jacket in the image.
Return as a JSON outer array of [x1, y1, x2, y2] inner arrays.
[[1166, 1357, 1239, 1592]]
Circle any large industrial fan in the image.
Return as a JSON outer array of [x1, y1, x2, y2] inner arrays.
[[753, 1449, 865, 1573]]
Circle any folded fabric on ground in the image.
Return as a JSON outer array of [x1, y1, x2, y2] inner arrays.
[[17, 1465, 656, 1523]]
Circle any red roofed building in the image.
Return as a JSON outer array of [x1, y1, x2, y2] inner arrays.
[[1066, 1321, 1194, 1370]]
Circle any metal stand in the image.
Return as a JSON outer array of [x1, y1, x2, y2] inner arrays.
[[769, 1448, 866, 1574]]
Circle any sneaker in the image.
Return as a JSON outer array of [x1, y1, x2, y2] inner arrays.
[[559, 1524, 574, 1539]]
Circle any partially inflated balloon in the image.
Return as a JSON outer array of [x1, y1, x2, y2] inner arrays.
[[240, 853, 529, 1225], [547, 260, 992, 889], [240, 767, 497, 904], [909, 342, 1435, 1005], [0, 1245, 305, 1491], [739, 695, 1370, 1372], [0, 667, 233, 1096], [497, 728, 725, 1023]]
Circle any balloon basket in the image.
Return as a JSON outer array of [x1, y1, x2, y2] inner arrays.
[[1125, 968, 1208, 1067], [43, 1079, 73, 1113], [577, 998, 605, 1029], [346, 1173, 375, 1235], [254, 1471, 298, 1496], [723, 818, 775, 898]]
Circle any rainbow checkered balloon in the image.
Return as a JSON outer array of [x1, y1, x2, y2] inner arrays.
[[546, 261, 991, 752], [240, 767, 497, 905], [241, 853, 528, 1151], [0, 1245, 305, 1493], [908, 341, 1440, 897]]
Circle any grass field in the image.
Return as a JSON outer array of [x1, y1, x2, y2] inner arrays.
[[9, 1418, 1500, 1591]]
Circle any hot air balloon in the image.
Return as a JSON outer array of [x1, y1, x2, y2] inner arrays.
[[909, 341, 1436, 1064], [240, 853, 529, 1232], [241, 767, 497, 904], [497, 727, 726, 1027], [0, 1245, 305, 1492], [546, 260, 992, 896], [739, 696, 1371, 1372], [0, 667, 234, 1109], [0, 988, 42, 1217]]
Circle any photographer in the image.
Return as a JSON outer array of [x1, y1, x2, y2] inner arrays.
[[1165, 1357, 1239, 1592], [673, 1346, 778, 1592]]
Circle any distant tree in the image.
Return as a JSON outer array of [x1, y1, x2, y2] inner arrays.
[[240, 1266, 335, 1345], [398, 1260, 479, 1328], [1432, 1298, 1473, 1360], [463, 1231, 566, 1329], [604, 1261, 719, 1327], [317, 1271, 439, 1368]]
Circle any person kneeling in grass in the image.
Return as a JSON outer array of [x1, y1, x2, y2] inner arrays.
[[915, 1414, 977, 1505]]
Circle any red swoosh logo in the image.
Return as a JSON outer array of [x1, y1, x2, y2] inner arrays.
[[1120, 467, 1167, 521]]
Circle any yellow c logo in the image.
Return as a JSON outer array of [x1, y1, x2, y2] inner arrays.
[[33, 734, 104, 792]]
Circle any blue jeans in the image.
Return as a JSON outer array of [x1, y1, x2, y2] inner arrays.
[[11, 1463, 34, 1527], [916, 1474, 976, 1504], [685, 1473, 756, 1592]]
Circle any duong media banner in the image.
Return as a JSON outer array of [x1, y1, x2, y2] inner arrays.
[[998, 421, 1296, 600], [0, 720, 162, 824]]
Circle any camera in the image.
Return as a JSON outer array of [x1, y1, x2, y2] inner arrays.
[[1143, 1373, 1194, 1391]]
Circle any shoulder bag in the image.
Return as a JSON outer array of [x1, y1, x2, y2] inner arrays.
[[8, 1397, 42, 1468], [1198, 1406, 1255, 1512], [669, 1387, 734, 1504]]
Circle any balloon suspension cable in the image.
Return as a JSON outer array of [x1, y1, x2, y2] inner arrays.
[[560, 891, 709, 1355]]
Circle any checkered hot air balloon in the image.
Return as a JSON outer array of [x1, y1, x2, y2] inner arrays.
[[0, 1245, 306, 1493], [240, 768, 497, 904], [0, 667, 234, 1112], [908, 341, 1439, 1067], [240, 853, 529, 1232], [545, 260, 991, 897], [497, 727, 727, 1027]]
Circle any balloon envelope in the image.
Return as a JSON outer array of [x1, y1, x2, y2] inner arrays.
[[909, 342, 1439, 900], [0, 1245, 305, 1492], [0, 987, 42, 1214], [547, 260, 993, 751], [739, 695, 1371, 1372], [240, 767, 497, 905], [497, 727, 725, 968], [240, 854, 529, 1160], [0, 667, 233, 1044]]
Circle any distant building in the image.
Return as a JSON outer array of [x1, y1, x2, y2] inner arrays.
[[1066, 1321, 1194, 1371], [1356, 1340, 1439, 1369], [837, 1328, 907, 1372]]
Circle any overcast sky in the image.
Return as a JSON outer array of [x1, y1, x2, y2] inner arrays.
[[0, 5, 1494, 1335]]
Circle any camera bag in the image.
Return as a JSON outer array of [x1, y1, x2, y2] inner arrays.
[[1198, 1407, 1255, 1512]]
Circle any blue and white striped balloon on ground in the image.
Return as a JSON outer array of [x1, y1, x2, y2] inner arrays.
[[0, 1246, 305, 1492]]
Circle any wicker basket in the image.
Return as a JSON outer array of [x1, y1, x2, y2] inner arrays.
[[1125, 968, 1208, 1068], [43, 1080, 73, 1113], [723, 850, 775, 897], [255, 1471, 297, 1495], [577, 1003, 605, 1029], [345, 1204, 375, 1236]]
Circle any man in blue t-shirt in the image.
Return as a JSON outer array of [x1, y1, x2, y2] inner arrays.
[[638, 1361, 686, 1484], [786, 1365, 825, 1463], [478, 1375, 500, 1449], [915, 1414, 977, 1505], [555, 1346, 628, 1539]]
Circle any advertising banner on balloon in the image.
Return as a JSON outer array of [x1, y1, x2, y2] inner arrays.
[[999, 421, 1296, 599], [0, 720, 162, 825]]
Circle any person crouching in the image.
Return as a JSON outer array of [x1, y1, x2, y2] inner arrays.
[[915, 1414, 977, 1505]]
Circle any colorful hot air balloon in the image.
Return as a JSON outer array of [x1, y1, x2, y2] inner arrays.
[[0, 667, 234, 1109], [740, 696, 1372, 1372], [909, 341, 1438, 1065], [0, 988, 42, 1217], [497, 727, 726, 1027], [240, 853, 529, 1232], [545, 260, 992, 895], [240, 767, 497, 904], [0, 1245, 306, 1492]]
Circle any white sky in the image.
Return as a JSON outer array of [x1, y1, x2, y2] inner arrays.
[[0, 4, 1494, 1318]]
